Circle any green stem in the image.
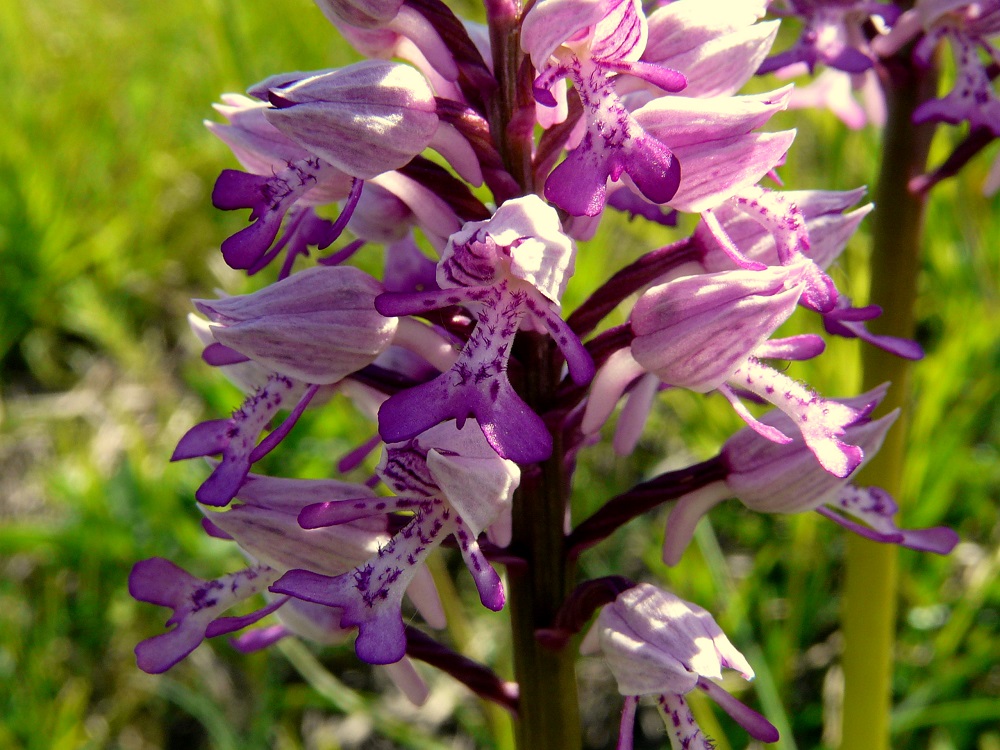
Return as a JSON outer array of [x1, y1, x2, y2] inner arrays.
[[508, 332, 582, 750], [485, 5, 581, 748], [486, 0, 535, 191], [839, 55, 937, 750]]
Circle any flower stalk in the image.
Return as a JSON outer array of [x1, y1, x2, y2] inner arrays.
[[489, 6, 580, 744], [507, 332, 582, 750], [840, 38, 938, 750]]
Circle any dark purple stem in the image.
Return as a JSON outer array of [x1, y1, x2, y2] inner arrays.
[[566, 458, 726, 557], [404, 626, 520, 713], [567, 237, 697, 338]]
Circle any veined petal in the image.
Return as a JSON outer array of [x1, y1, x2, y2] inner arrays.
[[630, 88, 791, 149], [265, 61, 439, 179], [520, 0, 611, 68], [595, 583, 755, 697], [196, 266, 397, 384], [722, 387, 891, 508], [643, 0, 768, 63], [426, 449, 519, 537], [314, 0, 404, 29], [630, 265, 804, 392], [662, 131, 795, 213], [207, 503, 386, 575]]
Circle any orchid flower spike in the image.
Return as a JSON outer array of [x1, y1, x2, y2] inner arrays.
[[582, 582, 779, 750], [522, 0, 688, 215]]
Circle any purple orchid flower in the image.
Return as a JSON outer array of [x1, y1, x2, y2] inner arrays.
[[582, 582, 779, 750], [375, 195, 594, 463], [692, 186, 923, 355], [522, 0, 688, 215], [209, 60, 443, 270], [171, 266, 400, 506], [630, 91, 797, 215], [584, 261, 868, 477], [758, 1, 895, 75], [208, 91, 470, 271], [662, 386, 959, 564], [132, 471, 444, 704], [130, 559, 284, 673], [172, 373, 315, 506], [211, 151, 359, 272], [758, 1, 897, 129], [632, 272, 861, 478], [263, 61, 440, 178], [272, 420, 519, 664]]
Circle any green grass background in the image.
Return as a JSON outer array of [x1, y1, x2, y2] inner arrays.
[[0, 0, 997, 748]]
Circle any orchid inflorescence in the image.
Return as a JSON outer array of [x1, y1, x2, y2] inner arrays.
[[132, 0, 980, 747]]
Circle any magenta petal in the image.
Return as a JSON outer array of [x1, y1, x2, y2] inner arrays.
[[375, 286, 480, 317], [698, 677, 779, 743], [205, 596, 289, 637], [533, 84, 560, 108], [616, 696, 638, 750], [129, 557, 199, 609], [230, 624, 289, 653], [270, 569, 341, 607], [818, 486, 960, 554], [477, 381, 553, 463], [212, 169, 270, 212], [272, 569, 408, 664], [623, 135, 681, 205], [203, 343, 252, 366], [135, 625, 205, 674], [378, 376, 552, 464], [607, 60, 687, 93], [298, 495, 420, 528], [545, 135, 614, 217], [201, 517, 233, 539], [755, 334, 825, 361], [172, 419, 231, 461], [196, 456, 252, 507], [221, 212, 286, 270], [454, 521, 505, 611], [798, 262, 839, 313]]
